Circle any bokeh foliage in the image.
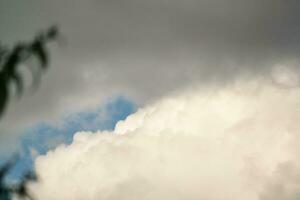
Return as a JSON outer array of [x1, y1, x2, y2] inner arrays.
[[0, 26, 59, 200], [0, 26, 59, 118]]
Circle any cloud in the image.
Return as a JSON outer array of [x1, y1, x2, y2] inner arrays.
[[28, 71, 300, 200], [1, 96, 135, 182]]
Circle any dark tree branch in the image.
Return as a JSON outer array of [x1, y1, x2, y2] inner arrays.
[[0, 25, 59, 118]]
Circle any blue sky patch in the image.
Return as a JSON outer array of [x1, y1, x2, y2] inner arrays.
[[2, 96, 136, 182]]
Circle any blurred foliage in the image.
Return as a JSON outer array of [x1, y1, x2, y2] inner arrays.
[[0, 25, 59, 118], [0, 26, 60, 200], [0, 156, 37, 200]]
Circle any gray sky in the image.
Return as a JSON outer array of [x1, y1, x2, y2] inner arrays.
[[1, 0, 300, 131]]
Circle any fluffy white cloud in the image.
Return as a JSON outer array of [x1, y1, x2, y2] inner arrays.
[[29, 72, 300, 200]]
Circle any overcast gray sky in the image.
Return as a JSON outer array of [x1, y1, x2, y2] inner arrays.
[[1, 0, 300, 133]]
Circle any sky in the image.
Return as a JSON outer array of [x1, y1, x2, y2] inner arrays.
[[0, 96, 136, 182], [1, 0, 300, 199], [1, 0, 300, 131]]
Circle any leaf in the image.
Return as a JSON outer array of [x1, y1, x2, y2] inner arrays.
[[46, 25, 59, 40], [30, 40, 49, 70], [0, 79, 8, 118]]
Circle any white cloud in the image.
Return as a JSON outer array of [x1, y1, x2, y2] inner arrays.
[[29, 74, 300, 200]]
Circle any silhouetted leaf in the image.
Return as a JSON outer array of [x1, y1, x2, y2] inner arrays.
[[0, 80, 8, 119], [30, 40, 49, 69], [0, 155, 38, 200], [46, 25, 59, 40]]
